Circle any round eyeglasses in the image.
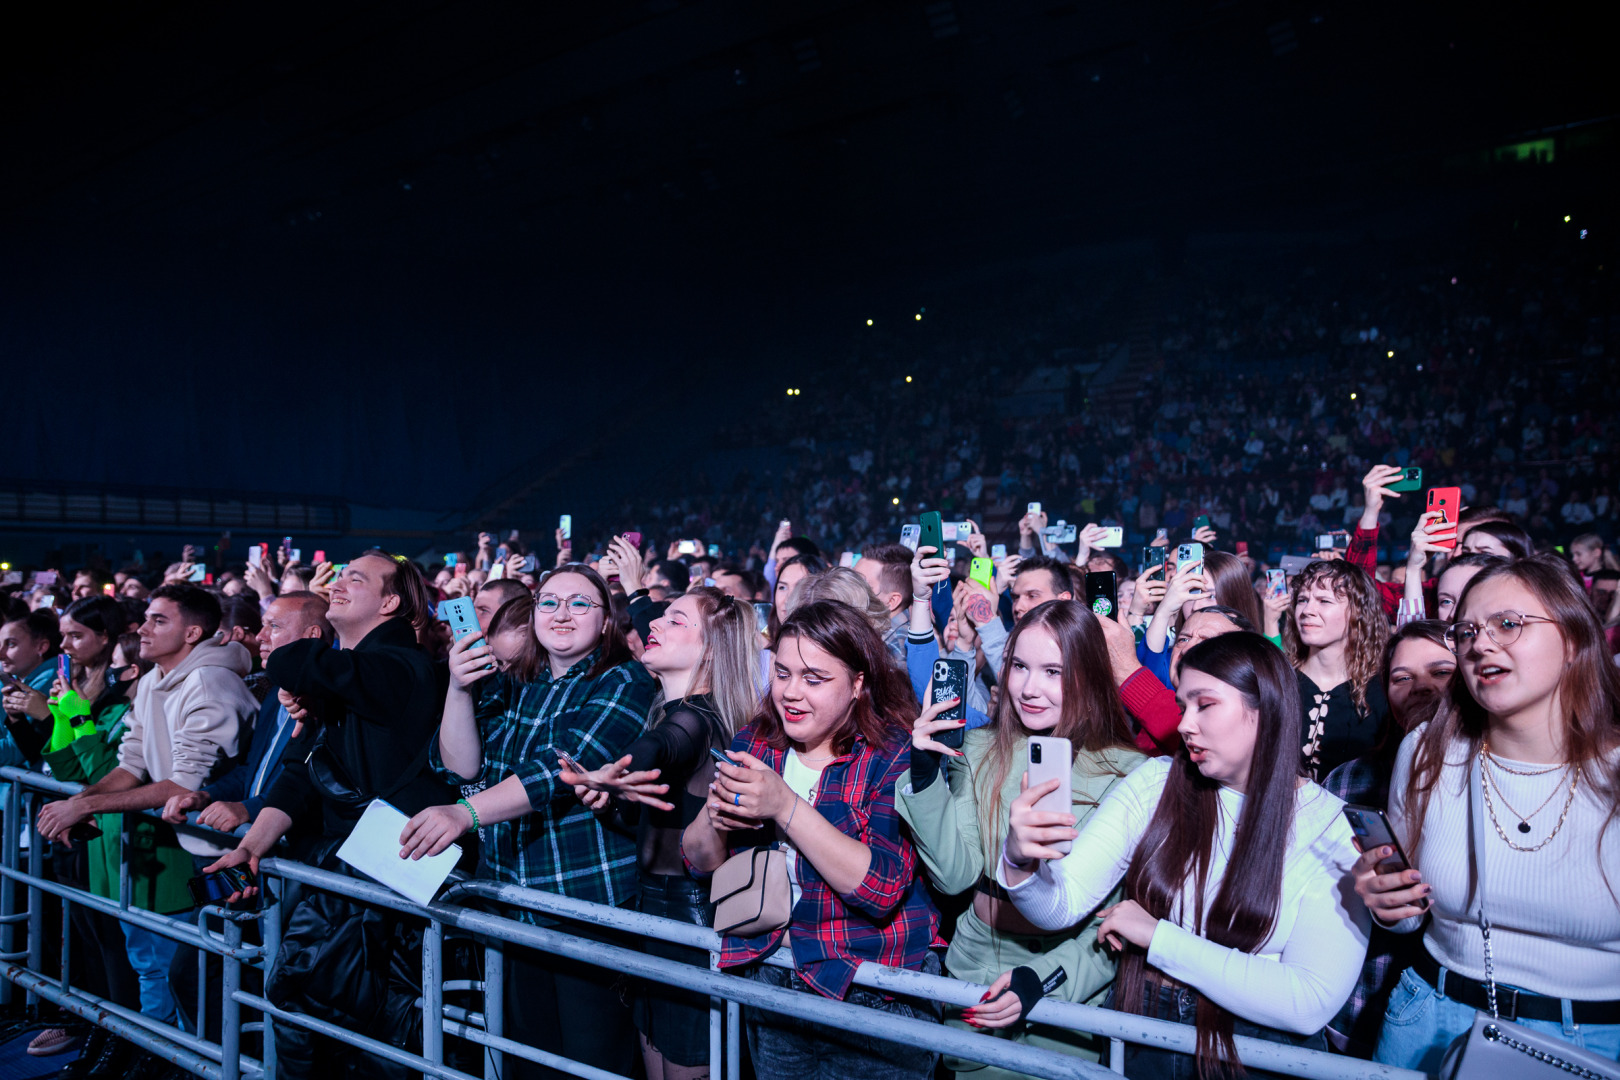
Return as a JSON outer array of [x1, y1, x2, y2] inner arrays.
[[1444, 611, 1556, 650], [535, 594, 602, 617]]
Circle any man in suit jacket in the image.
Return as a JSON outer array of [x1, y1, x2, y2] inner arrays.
[[161, 591, 332, 833]]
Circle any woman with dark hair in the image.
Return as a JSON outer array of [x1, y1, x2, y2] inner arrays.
[[1002, 633, 1370, 1079], [682, 600, 943, 1080], [5, 598, 145, 1060], [1283, 559, 1392, 778], [1431, 552, 1510, 623], [769, 551, 830, 640], [1357, 555, 1620, 1070], [1139, 550, 1261, 689], [482, 592, 542, 683], [1457, 518, 1536, 560], [401, 562, 656, 1080], [899, 598, 1145, 1076], [562, 586, 761, 1080]]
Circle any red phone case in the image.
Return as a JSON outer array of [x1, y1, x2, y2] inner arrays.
[[1427, 487, 1461, 550]]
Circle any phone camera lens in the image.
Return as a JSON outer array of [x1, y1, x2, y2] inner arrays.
[[1030, 745, 1042, 764]]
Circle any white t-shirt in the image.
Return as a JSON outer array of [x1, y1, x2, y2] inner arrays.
[[998, 756, 1369, 1034], [782, 750, 828, 911]]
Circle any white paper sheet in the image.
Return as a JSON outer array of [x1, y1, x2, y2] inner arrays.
[[336, 799, 461, 906]]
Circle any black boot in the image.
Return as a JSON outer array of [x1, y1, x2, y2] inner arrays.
[[55, 1029, 128, 1080]]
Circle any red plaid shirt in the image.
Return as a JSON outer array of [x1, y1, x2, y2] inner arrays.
[[691, 723, 942, 1000], [1347, 525, 1435, 618]]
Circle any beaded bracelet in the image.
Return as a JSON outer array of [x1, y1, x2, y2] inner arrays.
[[457, 797, 480, 831]]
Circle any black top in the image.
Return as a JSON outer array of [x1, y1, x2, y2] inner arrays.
[[1297, 669, 1391, 781], [264, 617, 453, 838], [618, 693, 728, 878]]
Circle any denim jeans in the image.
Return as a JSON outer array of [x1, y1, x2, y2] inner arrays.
[[1374, 966, 1620, 1074], [120, 920, 180, 1024], [744, 952, 943, 1080], [1114, 983, 1328, 1080]]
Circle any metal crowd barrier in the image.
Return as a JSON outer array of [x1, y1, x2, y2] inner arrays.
[[0, 767, 1424, 1080]]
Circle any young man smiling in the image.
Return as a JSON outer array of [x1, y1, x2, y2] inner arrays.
[[37, 583, 257, 1030]]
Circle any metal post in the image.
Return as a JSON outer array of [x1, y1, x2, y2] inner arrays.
[[708, 948, 722, 1080], [726, 998, 740, 1080], [423, 917, 444, 1072], [221, 917, 242, 1080], [1, 777, 19, 1006], [261, 876, 282, 1080], [119, 811, 131, 909], [482, 944, 503, 1080], [59, 894, 70, 991], [26, 792, 43, 1008], [1110, 1037, 1124, 1073], [197, 910, 210, 1047]]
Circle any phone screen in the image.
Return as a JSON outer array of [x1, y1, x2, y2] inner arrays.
[[1085, 571, 1117, 618]]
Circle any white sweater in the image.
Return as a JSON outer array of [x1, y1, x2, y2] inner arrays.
[[998, 756, 1369, 1033], [1385, 726, 1620, 999]]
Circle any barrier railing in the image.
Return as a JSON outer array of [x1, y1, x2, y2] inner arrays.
[[0, 766, 1424, 1080]]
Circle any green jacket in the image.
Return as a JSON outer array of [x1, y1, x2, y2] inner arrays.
[[40, 688, 193, 913], [896, 729, 1145, 1003]]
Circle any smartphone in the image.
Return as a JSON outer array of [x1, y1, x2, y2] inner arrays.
[[1155, 528, 1168, 543], [0, 670, 28, 692], [453, 562, 467, 578], [187, 866, 256, 907], [188, 564, 208, 582], [991, 543, 1007, 560], [930, 659, 969, 750], [1085, 571, 1118, 619], [1279, 554, 1311, 574], [56, 654, 71, 685], [520, 553, 539, 573], [1027, 502, 1042, 516], [248, 546, 262, 568], [708, 747, 736, 768], [1194, 514, 1212, 531], [445, 553, 458, 568], [919, 511, 944, 559], [1043, 523, 1078, 545], [899, 524, 921, 552], [488, 562, 506, 580], [68, 819, 103, 843], [624, 532, 642, 550], [1342, 806, 1422, 899], [1427, 487, 1461, 550], [102, 582, 116, 596], [1315, 534, 1337, 551], [839, 551, 857, 568], [948, 521, 972, 540], [752, 602, 772, 635], [289, 548, 301, 563], [559, 515, 572, 541], [436, 596, 480, 642], [1095, 526, 1124, 548], [496, 544, 510, 563], [969, 557, 994, 590], [1141, 546, 1166, 573], [1265, 568, 1287, 599], [1388, 466, 1423, 493], [555, 749, 584, 774], [1235, 541, 1249, 557], [1026, 736, 1073, 857], [708, 544, 720, 558], [941, 521, 958, 543], [282, 536, 293, 553], [1176, 542, 1204, 595], [678, 540, 698, 555]]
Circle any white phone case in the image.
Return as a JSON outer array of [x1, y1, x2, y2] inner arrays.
[[1026, 736, 1073, 857]]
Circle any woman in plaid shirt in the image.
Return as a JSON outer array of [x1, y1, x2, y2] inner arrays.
[[401, 563, 656, 1080], [682, 600, 944, 1080]]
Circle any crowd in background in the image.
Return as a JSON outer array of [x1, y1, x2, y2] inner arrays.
[[1, 224, 1617, 1080]]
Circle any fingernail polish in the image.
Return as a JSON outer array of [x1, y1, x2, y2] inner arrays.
[[979, 991, 992, 1002]]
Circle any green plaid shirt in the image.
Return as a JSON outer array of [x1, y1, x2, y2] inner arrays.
[[431, 651, 655, 909]]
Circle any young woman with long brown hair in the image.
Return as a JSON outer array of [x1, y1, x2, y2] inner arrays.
[[1355, 555, 1620, 1071], [681, 600, 943, 1080], [1283, 559, 1392, 778], [1001, 633, 1369, 1078], [898, 597, 1145, 1077]]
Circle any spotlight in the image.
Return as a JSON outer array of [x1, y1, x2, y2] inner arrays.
[[914, 313, 922, 321], [866, 319, 873, 326], [1350, 393, 1358, 400], [892, 498, 900, 505], [1565, 215, 1572, 223], [905, 376, 913, 383], [1387, 350, 1394, 358]]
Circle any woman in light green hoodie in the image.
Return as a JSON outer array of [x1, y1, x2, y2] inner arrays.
[[897, 600, 1146, 1078]]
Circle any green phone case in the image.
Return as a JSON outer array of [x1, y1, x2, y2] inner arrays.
[[1388, 467, 1423, 493], [919, 511, 944, 559]]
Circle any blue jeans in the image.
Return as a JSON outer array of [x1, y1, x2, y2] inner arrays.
[[745, 953, 943, 1080], [1375, 966, 1620, 1073], [120, 920, 180, 1025]]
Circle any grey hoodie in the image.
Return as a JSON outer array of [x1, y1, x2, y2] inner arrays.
[[118, 632, 258, 856]]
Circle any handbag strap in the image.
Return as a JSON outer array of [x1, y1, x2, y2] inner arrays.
[[1467, 749, 1500, 1019]]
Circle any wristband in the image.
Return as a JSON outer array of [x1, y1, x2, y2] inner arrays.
[[457, 797, 480, 831], [1006, 965, 1067, 1023]]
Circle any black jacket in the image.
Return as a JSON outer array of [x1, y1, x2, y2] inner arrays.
[[264, 617, 452, 838]]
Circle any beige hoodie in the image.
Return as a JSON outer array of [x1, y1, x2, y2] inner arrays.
[[118, 632, 258, 856]]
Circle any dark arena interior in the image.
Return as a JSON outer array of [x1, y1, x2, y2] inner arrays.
[[1, 4, 1616, 1080]]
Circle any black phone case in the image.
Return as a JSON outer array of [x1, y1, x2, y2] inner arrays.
[[930, 658, 969, 750], [1085, 572, 1118, 618]]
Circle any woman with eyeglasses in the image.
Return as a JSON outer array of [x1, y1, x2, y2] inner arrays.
[[561, 586, 760, 1080], [400, 563, 656, 1080], [1355, 555, 1620, 1072]]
